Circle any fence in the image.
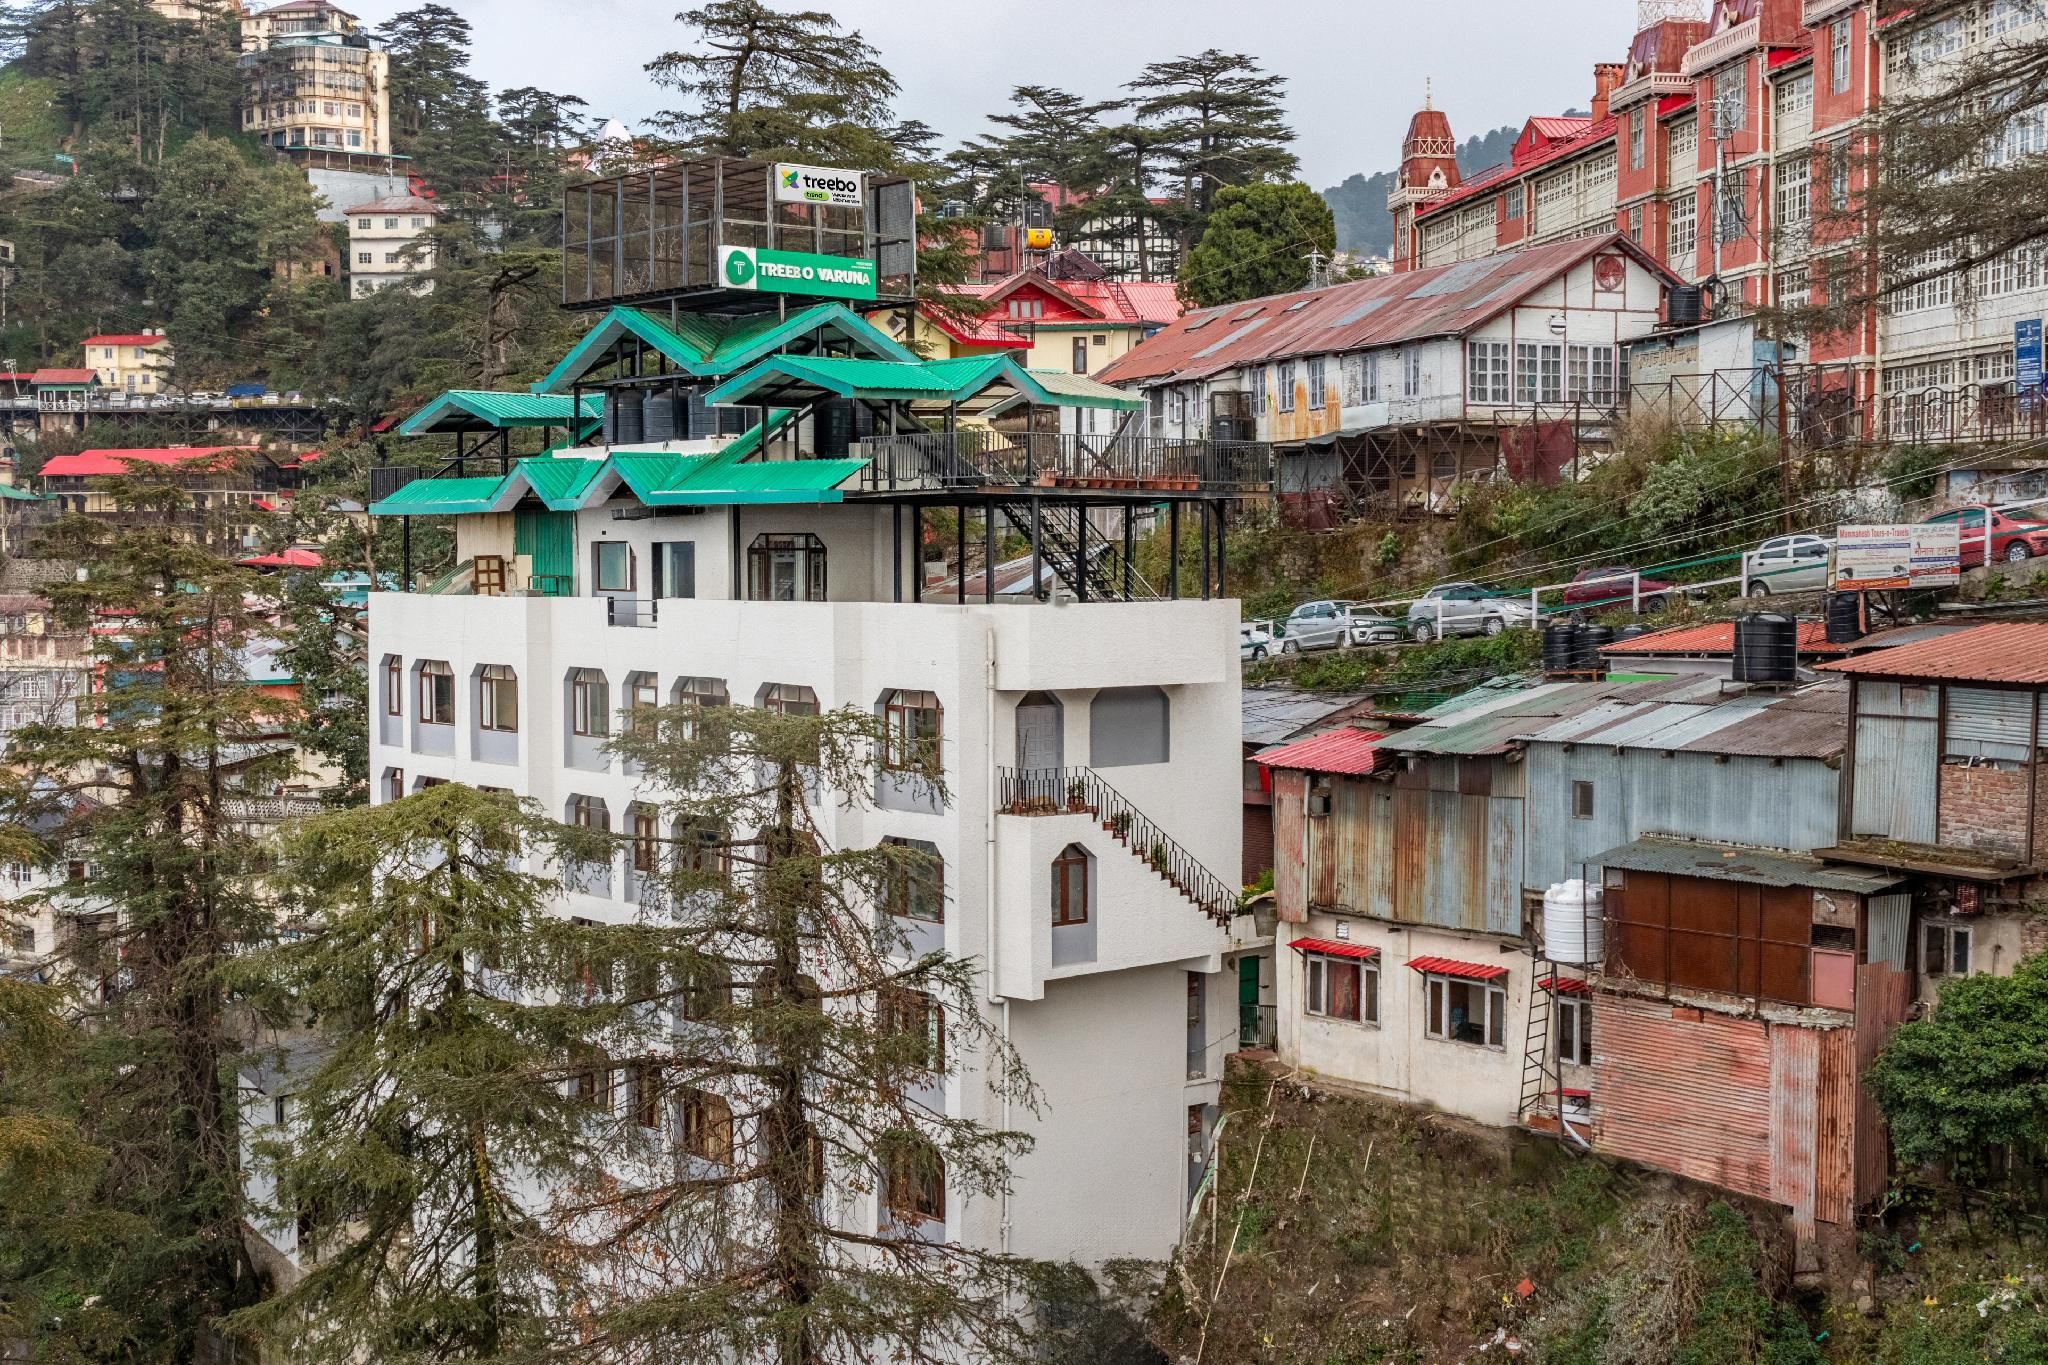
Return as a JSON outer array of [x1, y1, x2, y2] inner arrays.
[[852, 430, 1273, 495]]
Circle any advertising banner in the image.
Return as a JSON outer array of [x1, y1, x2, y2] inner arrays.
[[774, 163, 864, 206], [1832, 523, 1962, 591], [719, 245, 877, 301]]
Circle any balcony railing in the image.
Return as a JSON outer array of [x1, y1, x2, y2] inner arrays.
[[852, 430, 1272, 495]]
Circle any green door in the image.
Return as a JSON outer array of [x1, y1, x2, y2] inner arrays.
[[1238, 957, 1263, 1048], [515, 507, 576, 595]]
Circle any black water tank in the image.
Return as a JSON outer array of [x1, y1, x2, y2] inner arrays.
[[1542, 622, 1585, 673], [1733, 612, 1798, 684], [1669, 285, 1703, 326], [644, 389, 677, 443], [1577, 624, 1616, 670], [1825, 591, 1865, 644], [610, 389, 644, 445], [1614, 624, 1651, 643], [815, 398, 855, 458]]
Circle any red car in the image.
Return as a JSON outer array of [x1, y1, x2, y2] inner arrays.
[[1561, 565, 1679, 613], [1921, 507, 2048, 567]]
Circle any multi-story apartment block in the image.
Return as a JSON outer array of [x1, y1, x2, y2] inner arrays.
[[238, 1, 389, 156], [342, 155, 1273, 1276], [1390, 0, 2048, 441], [81, 330, 173, 397], [343, 194, 439, 296]]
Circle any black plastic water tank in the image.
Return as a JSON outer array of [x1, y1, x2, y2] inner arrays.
[[1577, 624, 1616, 670], [1733, 612, 1799, 683], [643, 389, 677, 443], [1669, 285, 1704, 326], [1613, 624, 1651, 643], [1825, 591, 1865, 645], [1542, 623, 1584, 673]]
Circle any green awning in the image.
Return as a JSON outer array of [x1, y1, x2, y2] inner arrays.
[[532, 302, 917, 395], [0, 484, 49, 502], [398, 390, 603, 436], [703, 354, 1014, 408], [986, 367, 1145, 413], [367, 474, 520, 517]]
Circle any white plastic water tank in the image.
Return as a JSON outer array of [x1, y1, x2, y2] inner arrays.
[[1542, 878, 1606, 966]]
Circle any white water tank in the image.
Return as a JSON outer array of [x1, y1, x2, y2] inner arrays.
[[1543, 878, 1606, 966]]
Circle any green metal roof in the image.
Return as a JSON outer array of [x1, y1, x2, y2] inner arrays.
[[367, 474, 520, 517], [703, 354, 1014, 407], [533, 303, 917, 394], [516, 455, 608, 509], [1011, 368, 1145, 410], [0, 484, 48, 502], [398, 390, 603, 436], [650, 458, 865, 505]]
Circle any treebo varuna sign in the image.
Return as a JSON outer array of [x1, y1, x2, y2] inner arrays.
[[719, 246, 877, 301], [774, 162, 864, 206]]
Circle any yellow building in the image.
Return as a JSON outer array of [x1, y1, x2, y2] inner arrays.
[[238, 1, 390, 156], [82, 332, 173, 398]]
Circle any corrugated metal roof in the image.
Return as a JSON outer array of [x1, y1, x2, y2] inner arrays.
[[398, 389, 601, 436], [534, 303, 915, 394], [1513, 679, 1848, 758], [1593, 837, 1901, 892], [1407, 955, 1510, 981], [40, 446, 258, 477], [1600, 620, 1854, 656], [1256, 727, 1386, 775], [1098, 233, 1674, 387], [1290, 937, 1379, 960], [366, 475, 511, 516], [1241, 686, 1373, 745], [1818, 622, 2048, 684], [1538, 975, 1592, 995], [1377, 676, 1707, 756]]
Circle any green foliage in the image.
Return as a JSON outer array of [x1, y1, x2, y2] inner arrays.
[[272, 569, 369, 805], [1673, 1203, 1819, 1365], [1865, 954, 2048, 1189], [1371, 531, 1402, 569], [1177, 181, 1336, 308], [1321, 124, 1518, 256], [1885, 445, 1952, 505]]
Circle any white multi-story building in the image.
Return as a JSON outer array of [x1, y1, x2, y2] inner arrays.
[[343, 195, 439, 297], [346, 306, 1262, 1275]]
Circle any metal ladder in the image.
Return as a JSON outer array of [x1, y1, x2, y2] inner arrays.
[[1517, 956, 1559, 1124]]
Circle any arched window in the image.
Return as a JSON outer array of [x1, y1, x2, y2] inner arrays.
[[570, 669, 609, 737], [680, 1089, 734, 1165], [625, 671, 660, 737], [748, 533, 827, 602], [882, 837, 943, 923], [1053, 844, 1091, 926], [416, 660, 454, 724], [881, 1132, 945, 1225], [674, 817, 730, 880], [478, 664, 518, 732], [680, 960, 733, 1022], [629, 803, 660, 875], [760, 683, 820, 717], [1089, 686, 1169, 766], [568, 794, 610, 831]]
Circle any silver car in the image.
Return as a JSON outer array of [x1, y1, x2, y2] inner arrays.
[[1344, 605, 1406, 646], [1406, 582, 1532, 641], [1744, 534, 1831, 596], [1280, 600, 1350, 652]]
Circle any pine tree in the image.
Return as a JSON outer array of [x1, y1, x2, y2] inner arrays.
[[378, 4, 497, 196], [1127, 50, 1297, 252], [226, 784, 625, 1362], [0, 477, 290, 1361], [272, 569, 370, 807], [1176, 180, 1335, 308], [572, 700, 1040, 1365]]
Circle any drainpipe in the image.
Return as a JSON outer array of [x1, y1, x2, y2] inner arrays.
[[982, 621, 1013, 1263]]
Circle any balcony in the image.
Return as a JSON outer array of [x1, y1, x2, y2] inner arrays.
[[852, 430, 1272, 496], [1802, 0, 1859, 24], [1608, 70, 1692, 111], [1682, 18, 1760, 77]]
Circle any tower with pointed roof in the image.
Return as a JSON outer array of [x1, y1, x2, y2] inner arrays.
[[1388, 84, 1462, 272]]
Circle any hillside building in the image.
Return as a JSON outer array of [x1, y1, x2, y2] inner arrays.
[[238, 1, 390, 157], [343, 194, 439, 296], [82, 331, 173, 397]]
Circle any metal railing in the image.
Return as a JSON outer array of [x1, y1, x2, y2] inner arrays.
[[853, 430, 1273, 495], [1237, 1001, 1277, 1050], [604, 594, 658, 627], [995, 765, 1237, 926]]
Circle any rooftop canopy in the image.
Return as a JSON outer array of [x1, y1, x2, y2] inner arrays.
[[701, 352, 1143, 419], [533, 302, 916, 396], [398, 390, 603, 437]]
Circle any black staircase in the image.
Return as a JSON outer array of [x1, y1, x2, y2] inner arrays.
[[995, 500, 1158, 602], [997, 766, 1236, 926]]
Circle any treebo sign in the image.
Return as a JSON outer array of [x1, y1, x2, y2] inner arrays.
[[774, 162, 865, 207], [719, 245, 877, 301]]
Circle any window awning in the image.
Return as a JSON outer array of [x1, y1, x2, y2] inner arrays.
[[1408, 955, 1510, 981], [1537, 974, 1591, 995], [1290, 937, 1380, 961]]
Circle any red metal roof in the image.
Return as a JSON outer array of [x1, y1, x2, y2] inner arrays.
[[1290, 937, 1380, 961], [342, 195, 441, 217], [926, 307, 1031, 350], [1527, 115, 1595, 141], [1600, 620, 1853, 657], [1418, 115, 1618, 222], [1256, 727, 1385, 776], [958, 273, 1182, 330], [1100, 232, 1671, 387], [31, 368, 96, 385], [1538, 975, 1592, 995], [40, 446, 257, 477], [81, 334, 168, 348], [1817, 623, 2048, 685], [237, 548, 322, 568], [1408, 955, 1510, 981]]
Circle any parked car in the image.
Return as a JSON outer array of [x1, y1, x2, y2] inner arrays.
[[1240, 624, 1274, 661], [1922, 506, 2048, 567], [1561, 566, 1680, 615], [1280, 600, 1353, 653], [1406, 582, 1533, 641], [260, 392, 282, 406], [1744, 534, 1832, 595], [1344, 605, 1406, 646]]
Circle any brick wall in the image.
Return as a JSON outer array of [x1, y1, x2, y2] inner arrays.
[[1242, 803, 1274, 886], [1938, 763, 2030, 860]]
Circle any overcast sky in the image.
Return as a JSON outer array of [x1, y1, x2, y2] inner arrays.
[[347, 0, 1635, 187]]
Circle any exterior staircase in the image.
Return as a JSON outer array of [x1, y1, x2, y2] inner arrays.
[[998, 765, 1236, 926], [994, 499, 1159, 602]]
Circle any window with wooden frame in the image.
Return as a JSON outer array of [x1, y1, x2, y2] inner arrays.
[[1922, 920, 1973, 978], [761, 683, 819, 717], [1052, 843, 1090, 926], [473, 554, 507, 595], [747, 533, 828, 602], [566, 914, 611, 1000], [630, 804, 660, 875], [882, 1132, 945, 1225], [1304, 952, 1378, 1025], [630, 1060, 664, 1130], [673, 676, 729, 738], [1556, 996, 1592, 1066], [572, 1049, 613, 1107], [626, 671, 660, 737], [383, 654, 402, 715], [674, 817, 730, 881], [383, 767, 404, 802], [568, 794, 609, 832], [680, 1088, 734, 1165], [882, 837, 943, 922], [592, 540, 634, 593], [881, 689, 941, 772], [417, 660, 454, 724], [570, 669, 610, 737], [878, 985, 946, 1073], [680, 960, 733, 1022], [1424, 975, 1507, 1048], [478, 664, 518, 732]]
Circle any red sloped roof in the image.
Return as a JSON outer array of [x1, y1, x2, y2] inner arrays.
[[1257, 727, 1386, 776], [82, 334, 168, 348], [926, 308, 1031, 349], [40, 446, 258, 477], [1417, 115, 1618, 222], [1600, 620, 1853, 656], [1817, 623, 2048, 685], [237, 548, 323, 568], [1527, 115, 1596, 142], [1408, 955, 1510, 981], [32, 368, 97, 385], [960, 272, 1183, 330], [1100, 232, 1673, 387], [1538, 975, 1592, 995], [1290, 937, 1380, 961], [343, 195, 440, 217]]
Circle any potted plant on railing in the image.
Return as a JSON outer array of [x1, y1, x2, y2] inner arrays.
[[1109, 811, 1132, 841], [1066, 777, 1090, 814], [1149, 841, 1170, 875]]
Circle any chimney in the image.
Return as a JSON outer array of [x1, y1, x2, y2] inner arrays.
[[1591, 63, 1627, 123]]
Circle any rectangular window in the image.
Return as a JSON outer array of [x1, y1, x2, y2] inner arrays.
[[592, 541, 633, 593], [1777, 266, 1811, 310], [1670, 118, 1698, 168], [1342, 353, 1366, 405], [653, 541, 695, 599], [1307, 355, 1327, 409], [1922, 920, 1973, 977], [1774, 158, 1810, 231], [884, 838, 944, 922], [1713, 62, 1746, 133], [1052, 848, 1089, 926], [384, 251, 400, 264], [1424, 975, 1508, 1047], [1402, 348, 1422, 399], [631, 805, 659, 875], [1556, 997, 1593, 1066], [1567, 346, 1617, 405], [1467, 341, 1509, 404], [1716, 169, 1748, 246], [1071, 337, 1088, 374], [1777, 72, 1813, 122], [478, 665, 518, 732], [882, 689, 942, 771], [357, 252, 371, 265], [384, 768, 403, 802], [1629, 109, 1646, 171], [417, 662, 454, 725], [1572, 780, 1595, 819], [1504, 185, 1524, 221], [1304, 952, 1379, 1025], [383, 217, 399, 230], [1276, 360, 1296, 413], [1515, 343, 1563, 404], [1831, 17, 1853, 95], [1668, 191, 1697, 267], [1828, 142, 1851, 211], [357, 217, 371, 231], [571, 671, 609, 737]]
